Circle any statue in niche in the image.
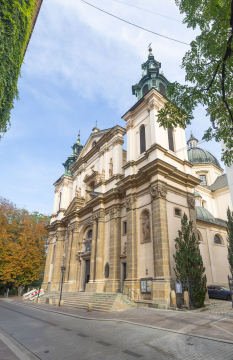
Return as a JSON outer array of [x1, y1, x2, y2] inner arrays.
[[75, 187, 81, 197], [142, 211, 150, 242], [109, 158, 113, 177]]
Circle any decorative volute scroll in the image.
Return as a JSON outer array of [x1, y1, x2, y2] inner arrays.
[[125, 116, 134, 131], [147, 99, 159, 113], [187, 195, 195, 209], [150, 184, 167, 199]]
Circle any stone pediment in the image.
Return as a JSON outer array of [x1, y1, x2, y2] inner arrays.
[[64, 197, 85, 217], [83, 171, 100, 185]]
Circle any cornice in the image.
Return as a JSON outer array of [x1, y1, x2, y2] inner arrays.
[[120, 158, 200, 192], [123, 143, 193, 170], [122, 89, 167, 122]]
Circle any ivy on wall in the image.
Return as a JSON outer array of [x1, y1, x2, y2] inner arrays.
[[0, 0, 36, 138]]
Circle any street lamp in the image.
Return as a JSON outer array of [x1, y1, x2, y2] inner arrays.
[[38, 270, 44, 302], [59, 266, 66, 307]]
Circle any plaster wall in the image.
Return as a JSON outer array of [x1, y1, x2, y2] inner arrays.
[[213, 189, 233, 220]]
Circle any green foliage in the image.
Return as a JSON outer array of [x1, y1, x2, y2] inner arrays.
[[157, 0, 233, 166], [227, 206, 233, 276], [174, 213, 207, 308], [0, 0, 36, 138]]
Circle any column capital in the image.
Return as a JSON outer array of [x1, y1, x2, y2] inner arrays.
[[150, 184, 167, 199], [91, 210, 105, 222], [187, 195, 195, 209], [125, 196, 136, 212], [68, 222, 80, 233]]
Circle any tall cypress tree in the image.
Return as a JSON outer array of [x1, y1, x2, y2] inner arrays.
[[174, 213, 207, 308], [227, 207, 233, 277]]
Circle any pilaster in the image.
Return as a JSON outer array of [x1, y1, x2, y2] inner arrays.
[[42, 234, 54, 290], [50, 230, 66, 291], [94, 211, 106, 292], [124, 195, 140, 298], [150, 183, 171, 307], [105, 207, 121, 293]]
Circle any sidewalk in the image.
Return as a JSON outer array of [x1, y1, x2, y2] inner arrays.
[[0, 338, 20, 360], [6, 297, 233, 344]]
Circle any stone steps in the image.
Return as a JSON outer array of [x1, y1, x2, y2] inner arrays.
[[38, 292, 135, 312]]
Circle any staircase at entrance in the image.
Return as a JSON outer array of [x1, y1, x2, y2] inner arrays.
[[39, 292, 136, 312]]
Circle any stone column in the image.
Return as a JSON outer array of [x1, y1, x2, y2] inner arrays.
[[150, 184, 171, 308], [187, 195, 198, 239], [95, 211, 106, 292], [50, 230, 66, 291], [124, 196, 139, 298], [106, 208, 121, 293], [42, 234, 54, 290]]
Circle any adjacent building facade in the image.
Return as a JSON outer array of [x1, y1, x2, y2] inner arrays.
[[43, 49, 233, 307]]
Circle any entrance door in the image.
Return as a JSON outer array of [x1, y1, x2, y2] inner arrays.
[[85, 260, 90, 289]]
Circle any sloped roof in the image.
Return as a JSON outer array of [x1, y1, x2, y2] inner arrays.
[[195, 206, 227, 228], [208, 174, 228, 191]]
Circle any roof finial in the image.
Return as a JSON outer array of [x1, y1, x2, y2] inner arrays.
[[148, 43, 152, 53], [191, 131, 193, 136], [77, 130, 80, 143]]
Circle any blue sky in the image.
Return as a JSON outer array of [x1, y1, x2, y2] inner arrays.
[[0, 0, 224, 214]]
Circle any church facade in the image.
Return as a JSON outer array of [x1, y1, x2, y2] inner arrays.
[[43, 49, 233, 307]]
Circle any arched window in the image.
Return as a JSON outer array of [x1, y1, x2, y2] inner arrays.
[[87, 229, 93, 239], [159, 83, 166, 96], [167, 127, 174, 151], [214, 234, 222, 245], [142, 84, 149, 97], [140, 125, 146, 154], [197, 231, 203, 243]]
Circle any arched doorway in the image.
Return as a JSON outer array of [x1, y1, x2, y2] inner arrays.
[[78, 227, 92, 291]]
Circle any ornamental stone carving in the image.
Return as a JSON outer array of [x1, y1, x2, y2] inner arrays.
[[125, 197, 135, 211], [68, 222, 79, 233], [109, 208, 117, 220], [187, 196, 195, 209], [147, 99, 159, 113], [122, 242, 127, 256], [91, 211, 105, 222], [150, 185, 167, 199], [125, 117, 134, 131]]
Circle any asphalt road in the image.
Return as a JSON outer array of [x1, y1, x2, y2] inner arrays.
[[0, 300, 233, 360]]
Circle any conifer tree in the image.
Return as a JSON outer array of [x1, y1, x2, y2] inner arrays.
[[227, 207, 233, 277], [174, 213, 207, 308]]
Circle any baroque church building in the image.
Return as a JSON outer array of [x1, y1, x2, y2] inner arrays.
[[43, 49, 233, 307]]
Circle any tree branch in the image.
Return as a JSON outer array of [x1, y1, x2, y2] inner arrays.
[[221, 0, 233, 125]]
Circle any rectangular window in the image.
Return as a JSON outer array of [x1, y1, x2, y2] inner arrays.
[[168, 127, 174, 152], [174, 208, 181, 217], [200, 175, 207, 186], [123, 221, 127, 235]]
